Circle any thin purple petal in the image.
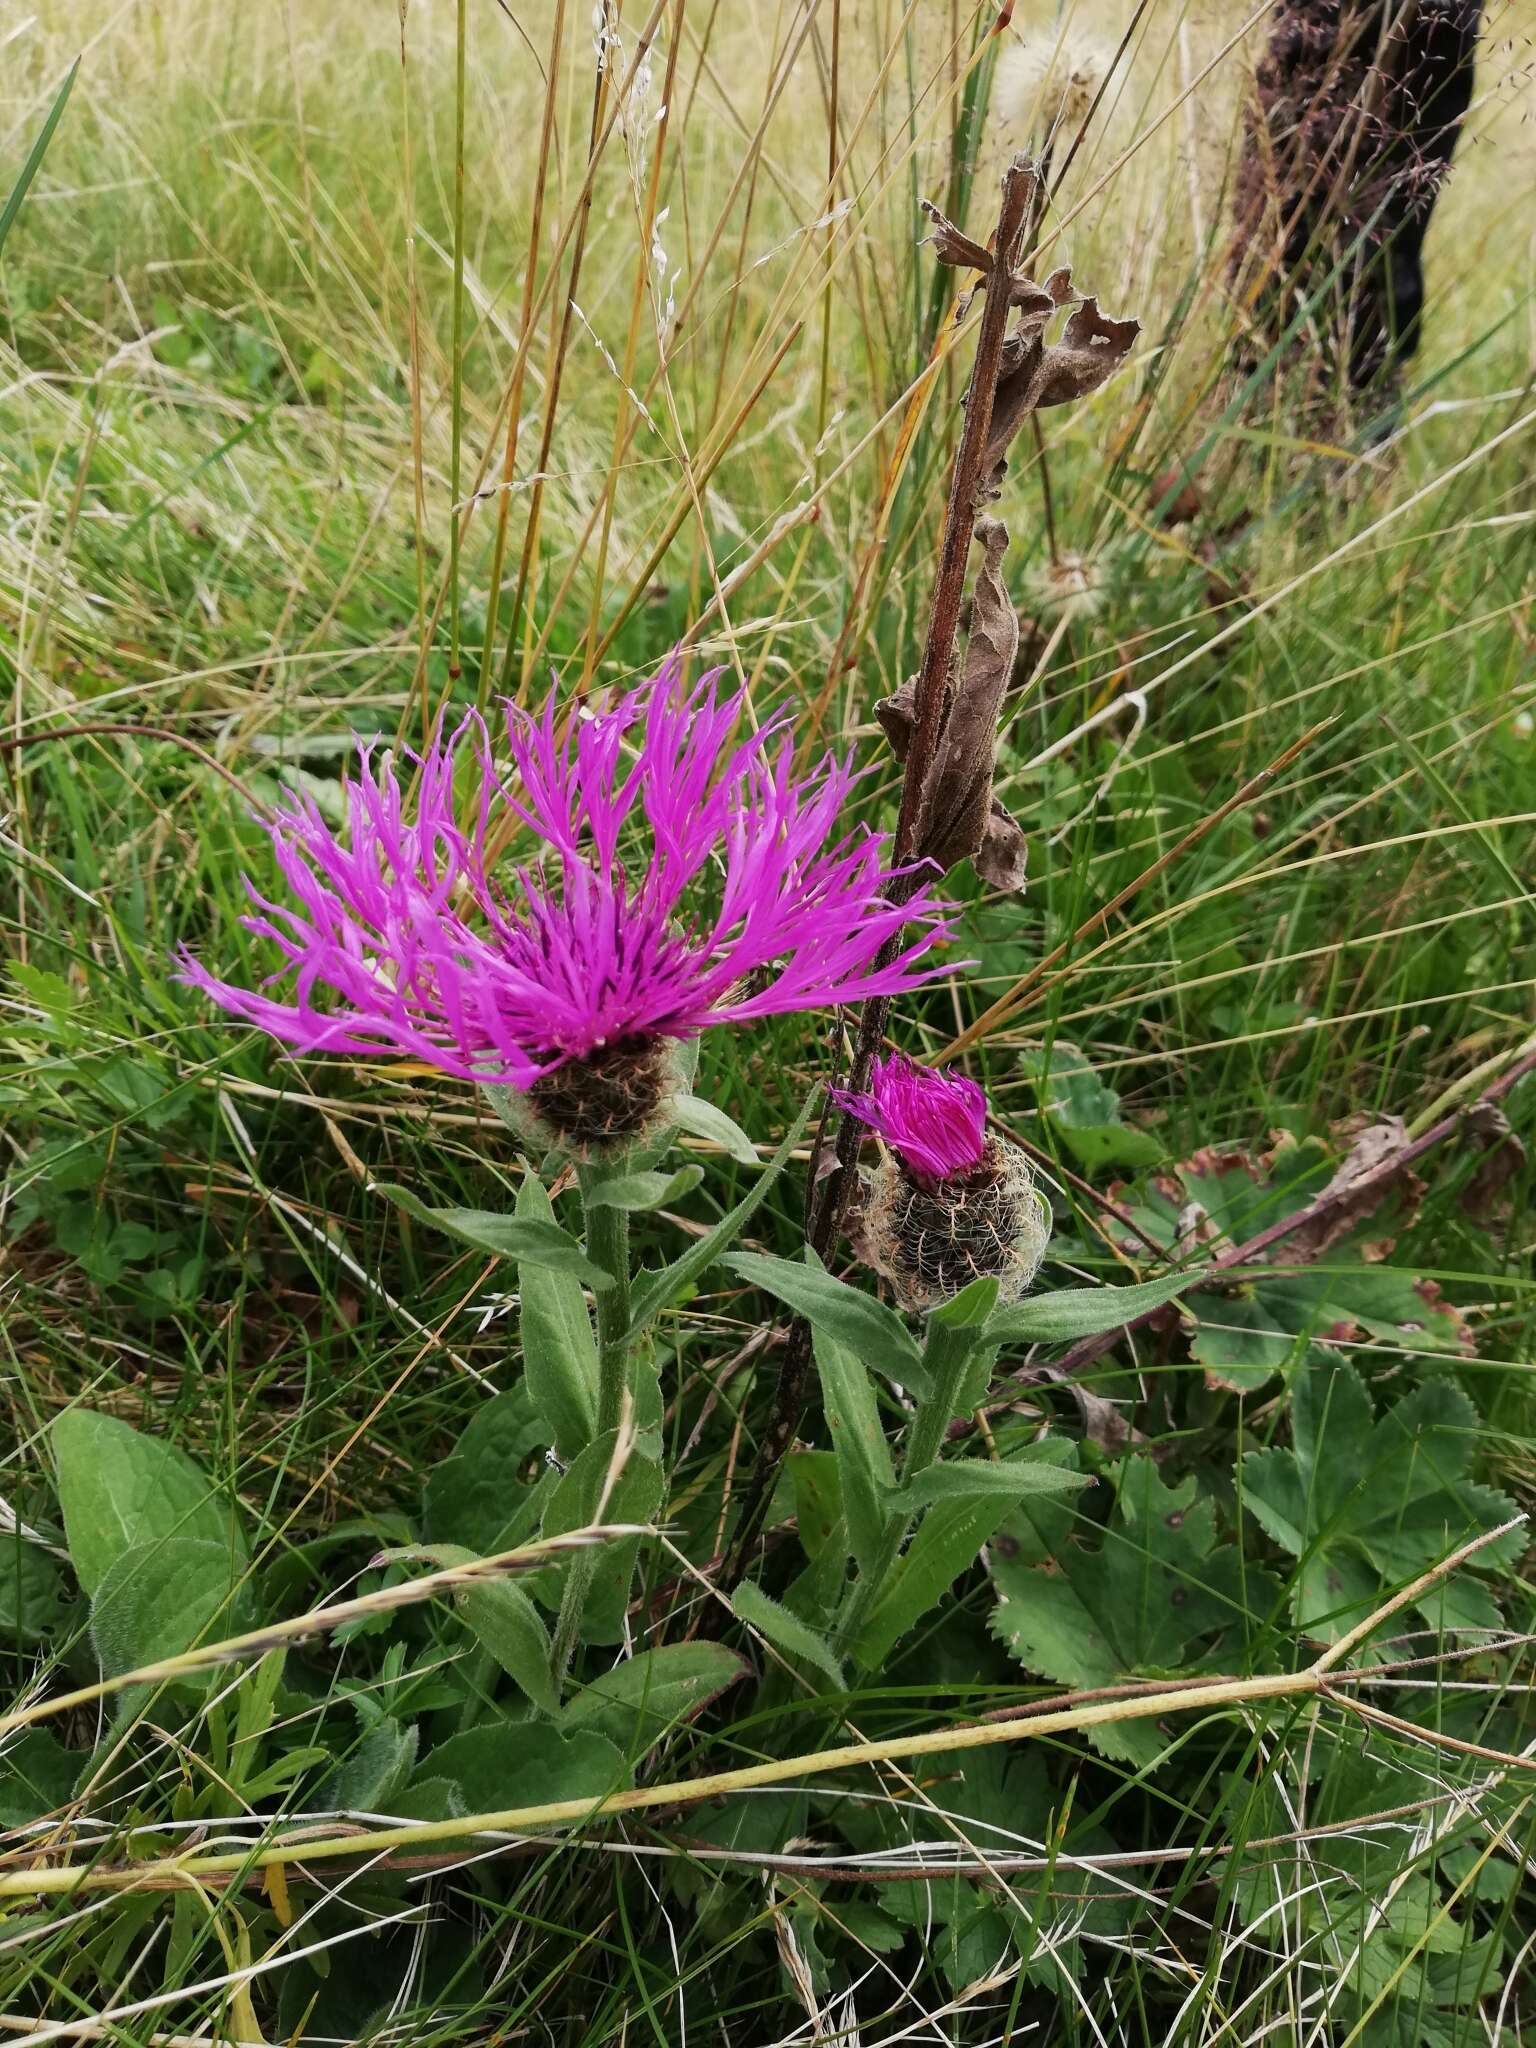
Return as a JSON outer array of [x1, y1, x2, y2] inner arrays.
[[178, 665, 961, 1086], [832, 1051, 988, 1186]]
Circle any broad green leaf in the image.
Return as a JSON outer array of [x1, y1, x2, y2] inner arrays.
[[0, 1539, 70, 1646], [811, 1325, 894, 1575], [457, 1580, 558, 1715], [537, 1432, 664, 1645], [725, 1251, 925, 1390], [52, 1409, 248, 1597], [582, 1165, 704, 1212], [0, 1730, 79, 1828], [1195, 1265, 1474, 1395], [424, 1385, 553, 1556], [733, 1579, 844, 1687], [562, 1642, 749, 1750], [986, 1271, 1200, 1346], [626, 1090, 818, 1339], [315, 1720, 419, 1815], [898, 1451, 1091, 1512], [90, 1536, 254, 1680], [382, 1777, 464, 1823], [669, 1093, 761, 1165], [515, 1171, 598, 1459], [1242, 1356, 1522, 1647], [1022, 1039, 1162, 1171], [372, 1182, 612, 1286], [991, 1457, 1277, 1764], [415, 1723, 628, 1816]]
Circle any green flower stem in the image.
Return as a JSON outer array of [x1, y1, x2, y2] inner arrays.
[[549, 1169, 633, 1692], [835, 1324, 975, 1663], [583, 1184, 632, 1438]]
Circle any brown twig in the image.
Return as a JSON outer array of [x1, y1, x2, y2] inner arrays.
[[719, 157, 1042, 1590]]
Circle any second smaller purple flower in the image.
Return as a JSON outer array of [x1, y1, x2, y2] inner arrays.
[[834, 1052, 1050, 1312]]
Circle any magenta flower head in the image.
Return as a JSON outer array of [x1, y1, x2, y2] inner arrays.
[[835, 1052, 1050, 1312], [832, 1052, 987, 1190], [177, 660, 957, 1157]]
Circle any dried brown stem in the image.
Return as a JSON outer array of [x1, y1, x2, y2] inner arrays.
[[719, 158, 1041, 1590]]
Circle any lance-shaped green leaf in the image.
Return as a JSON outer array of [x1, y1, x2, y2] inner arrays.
[[725, 1250, 925, 1391], [733, 1580, 844, 1688], [581, 1164, 705, 1212], [985, 1270, 1201, 1346], [457, 1579, 559, 1715], [812, 1325, 895, 1575], [669, 1093, 761, 1165], [896, 1450, 1091, 1512], [515, 1170, 598, 1459], [928, 1275, 1000, 1329], [535, 1433, 664, 1645], [626, 1090, 818, 1340], [372, 1182, 612, 1286], [851, 1457, 1071, 1673], [0, 58, 78, 259], [562, 1641, 750, 1751]]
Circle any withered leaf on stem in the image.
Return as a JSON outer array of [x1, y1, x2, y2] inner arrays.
[[1269, 1114, 1425, 1266], [981, 271, 1140, 496], [876, 517, 1029, 890]]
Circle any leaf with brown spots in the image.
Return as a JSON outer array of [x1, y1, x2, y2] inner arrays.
[[991, 1457, 1275, 1765], [1243, 1356, 1523, 1650]]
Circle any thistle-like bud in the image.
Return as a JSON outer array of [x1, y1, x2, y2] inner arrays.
[[834, 1053, 1051, 1313]]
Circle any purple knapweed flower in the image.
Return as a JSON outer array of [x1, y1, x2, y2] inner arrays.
[[177, 661, 956, 1153], [833, 1052, 987, 1189], [835, 1052, 1050, 1311]]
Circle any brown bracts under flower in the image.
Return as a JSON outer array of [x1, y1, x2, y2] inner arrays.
[[508, 1035, 691, 1161], [834, 1054, 1051, 1312], [860, 1138, 1051, 1315]]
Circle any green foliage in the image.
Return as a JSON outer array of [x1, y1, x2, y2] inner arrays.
[[4, 3, 1535, 2036], [1115, 1138, 1473, 1393], [726, 1249, 926, 1388], [991, 1456, 1277, 1763], [1243, 1356, 1523, 1643], [562, 1642, 749, 1751], [515, 1169, 600, 1458], [456, 1578, 559, 1714], [372, 1180, 613, 1285], [733, 1580, 845, 1687], [51, 1409, 248, 1598]]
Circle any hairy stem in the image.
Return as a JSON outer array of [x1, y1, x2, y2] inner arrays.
[[585, 1192, 633, 1439], [836, 1325, 976, 1662], [550, 1178, 632, 1688]]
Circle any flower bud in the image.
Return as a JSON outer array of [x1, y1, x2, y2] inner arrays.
[[834, 1053, 1051, 1312]]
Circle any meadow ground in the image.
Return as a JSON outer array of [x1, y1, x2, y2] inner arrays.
[[3, 0, 1536, 2040]]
